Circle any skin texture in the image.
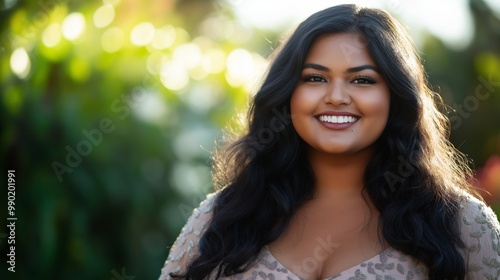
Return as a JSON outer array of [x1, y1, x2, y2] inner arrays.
[[290, 33, 390, 162], [268, 33, 391, 279]]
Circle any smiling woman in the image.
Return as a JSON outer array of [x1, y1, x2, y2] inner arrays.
[[159, 4, 500, 280], [291, 33, 390, 157]]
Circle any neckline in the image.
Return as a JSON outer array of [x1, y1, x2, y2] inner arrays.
[[262, 245, 390, 280]]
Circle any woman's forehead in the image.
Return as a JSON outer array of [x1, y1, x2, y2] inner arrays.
[[304, 33, 376, 67]]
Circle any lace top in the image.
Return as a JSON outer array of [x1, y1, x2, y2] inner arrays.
[[159, 192, 500, 279]]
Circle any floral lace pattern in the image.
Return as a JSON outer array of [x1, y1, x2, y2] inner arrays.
[[159, 193, 500, 279]]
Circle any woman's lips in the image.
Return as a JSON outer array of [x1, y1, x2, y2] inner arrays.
[[316, 113, 360, 130]]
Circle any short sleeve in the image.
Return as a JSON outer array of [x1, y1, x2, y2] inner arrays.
[[459, 195, 500, 279], [158, 192, 217, 280]]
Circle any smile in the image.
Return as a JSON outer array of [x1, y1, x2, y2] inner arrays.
[[318, 115, 359, 124]]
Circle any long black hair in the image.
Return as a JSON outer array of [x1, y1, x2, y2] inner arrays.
[[173, 4, 475, 279]]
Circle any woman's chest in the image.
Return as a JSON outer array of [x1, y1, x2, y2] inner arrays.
[[266, 198, 385, 279]]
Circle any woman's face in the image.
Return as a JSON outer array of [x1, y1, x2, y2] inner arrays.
[[290, 33, 390, 156]]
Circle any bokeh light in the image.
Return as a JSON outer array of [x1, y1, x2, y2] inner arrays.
[[182, 84, 224, 113], [93, 4, 115, 28], [160, 60, 190, 91], [62, 12, 86, 41], [201, 49, 226, 74], [130, 22, 155, 46], [132, 90, 169, 122], [146, 52, 166, 75], [42, 23, 62, 47], [224, 48, 268, 91], [0, 0, 17, 10], [101, 27, 125, 53], [225, 48, 253, 87], [171, 162, 211, 196], [10, 47, 31, 79], [173, 27, 190, 46], [173, 43, 202, 69], [151, 25, 176, 50]]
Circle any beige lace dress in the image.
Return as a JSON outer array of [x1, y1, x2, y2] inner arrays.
[[159, 192, 500, 279]]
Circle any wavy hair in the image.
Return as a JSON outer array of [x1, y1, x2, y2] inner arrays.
[[172, 4, 475, 279]]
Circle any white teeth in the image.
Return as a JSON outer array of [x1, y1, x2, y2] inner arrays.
[[319, 115, 358, 124]]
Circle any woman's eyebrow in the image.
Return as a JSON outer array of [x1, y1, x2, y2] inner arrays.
[[302, 63, 330, 71], [302, 63, 380, 73], [346, 65, 380, 73]]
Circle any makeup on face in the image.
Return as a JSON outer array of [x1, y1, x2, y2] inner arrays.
[[290, 33, 390, 156]]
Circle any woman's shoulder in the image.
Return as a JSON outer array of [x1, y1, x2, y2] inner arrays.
[[458, 193, 500, 234], [456, 193, 500, 278], [159, 191, 219, 279], [173, 191, 219, 239], [192, 191, 219, 218], [177, 191, 219, 241]]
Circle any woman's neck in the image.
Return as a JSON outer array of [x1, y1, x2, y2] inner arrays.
[[308, 148, 373, 198]]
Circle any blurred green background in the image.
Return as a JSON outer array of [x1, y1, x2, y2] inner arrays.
[[1, 0, 499, 279]]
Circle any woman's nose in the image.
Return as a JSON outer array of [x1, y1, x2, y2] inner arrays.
[[323, 81, 351, 106]]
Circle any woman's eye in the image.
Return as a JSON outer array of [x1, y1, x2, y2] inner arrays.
[[352, 76, 376, 84], [303, 75, 326, 83]]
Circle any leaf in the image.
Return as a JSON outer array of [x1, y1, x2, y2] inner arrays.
[[397, 263, 404, 274]]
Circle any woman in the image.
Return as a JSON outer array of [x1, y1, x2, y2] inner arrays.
[[160, 4, 500, 280]]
